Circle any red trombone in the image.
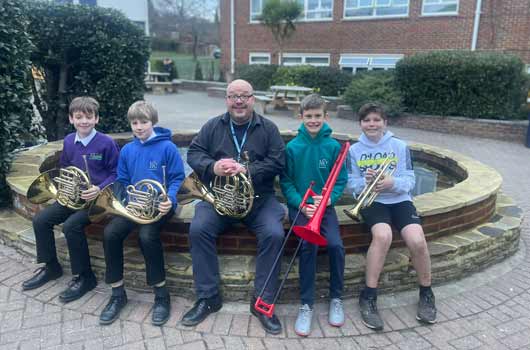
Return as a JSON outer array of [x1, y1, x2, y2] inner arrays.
[[254, 141, 350, 318]]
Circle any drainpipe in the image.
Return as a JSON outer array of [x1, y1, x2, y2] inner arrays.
[[471, 0, 483, 50], [230, 0, 235, 75]]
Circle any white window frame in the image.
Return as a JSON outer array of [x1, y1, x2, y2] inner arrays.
[[250, 0, 333, 23], [343, 0, 409, 20], [421, 0, 459, 16], [249, 52, 272, 65], [280, 53, 331, 66], [339, 54, 403, 73]]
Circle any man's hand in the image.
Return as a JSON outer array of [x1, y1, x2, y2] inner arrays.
[[302, 204, 317, 218], [81, 185, 100, 201], [158, 198, 172, 215], [312, 195, 331, 207], [213, 158, 247, 176]]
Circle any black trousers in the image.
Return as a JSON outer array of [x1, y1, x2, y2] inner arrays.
[[189, 195, 285, 303], [33, 202, 92, 275], [103, 212, 172, 286]]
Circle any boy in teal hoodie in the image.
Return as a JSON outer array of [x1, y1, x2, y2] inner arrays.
[[280, 94, 348, 336]]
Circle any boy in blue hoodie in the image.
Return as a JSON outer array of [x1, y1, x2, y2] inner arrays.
[[99, 101, 185, 327], [349, 102, 436, 331], [280, 94, 348, 336]]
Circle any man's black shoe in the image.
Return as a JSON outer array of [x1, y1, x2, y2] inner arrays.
[[181, 294, 222, 326], [59, 273, 97, 303], [99, 293, 128, 325], [250, 297, 282, 335], [152, 295, 171, 326], [22, 264, 63, 291], [359, 294, 384, 331]]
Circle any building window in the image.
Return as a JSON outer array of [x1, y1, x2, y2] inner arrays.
[[339, 54, 403, 73], [249, 53, 271, 65], [422, 0, 458, 16], [251, 0, 333, 22], [343, 0, 409, 19], [281, 53, 330, 66]]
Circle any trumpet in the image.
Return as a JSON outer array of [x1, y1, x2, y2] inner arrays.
[[344, 156, 396, 221], [27, 155, 92, 210], [89, 166, 168, 224]]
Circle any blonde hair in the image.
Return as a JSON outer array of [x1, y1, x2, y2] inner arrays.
[[127, 100, 159, 124]]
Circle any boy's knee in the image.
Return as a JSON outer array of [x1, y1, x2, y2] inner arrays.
[[138, 230, 160, 245], [371, 230, 393, 246]]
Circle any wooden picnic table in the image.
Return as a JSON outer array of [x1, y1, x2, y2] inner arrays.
[[145, 71, 170, 82], [269, 85, 313, 111]]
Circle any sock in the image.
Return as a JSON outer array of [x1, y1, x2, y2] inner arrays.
[[154, 285, 169, 298], [419, 285, 432, 295], [361, 286, 378, 299], [111, 284, 125, 297]]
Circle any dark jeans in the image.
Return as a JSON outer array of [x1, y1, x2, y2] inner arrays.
[[189, 195, 285, 302], [103, 212, 172, 286], [33, 202, 92, 275], [289, 206, 344, 306]]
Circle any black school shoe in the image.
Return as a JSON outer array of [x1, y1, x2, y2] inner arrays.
[[152, 295, 171, 326], [99, 292, 128, 325], [59, 272, 97, 303], [22, 264, 63, 291], [250, 296, 282, 335], [417, 289, 437, 324], [181, 294, 223, 326]]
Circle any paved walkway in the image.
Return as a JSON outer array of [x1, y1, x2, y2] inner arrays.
[[1, 91, 530, 349]]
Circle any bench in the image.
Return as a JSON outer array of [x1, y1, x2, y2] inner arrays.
[[254, 95, 274, 115], [145, 80, 181, 94]]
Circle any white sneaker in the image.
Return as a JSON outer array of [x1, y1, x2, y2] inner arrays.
[[328, 298, 344, 327], [294, 304, 313, 336]]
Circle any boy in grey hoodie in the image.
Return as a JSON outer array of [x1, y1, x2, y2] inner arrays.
[[349, 102, 436, 331]]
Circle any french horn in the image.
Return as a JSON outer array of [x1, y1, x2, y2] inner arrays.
[[27, 155, 92, 210]]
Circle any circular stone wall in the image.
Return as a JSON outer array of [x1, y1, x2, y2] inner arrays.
[[3, 130, 521, 301]]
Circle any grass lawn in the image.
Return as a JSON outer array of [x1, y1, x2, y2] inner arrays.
[[150, 51, 221, 81]]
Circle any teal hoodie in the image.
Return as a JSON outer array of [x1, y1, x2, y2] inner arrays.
[[280, 123, 347, 209]]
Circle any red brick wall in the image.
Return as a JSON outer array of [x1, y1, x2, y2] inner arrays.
[[220, 0, 530, 73]]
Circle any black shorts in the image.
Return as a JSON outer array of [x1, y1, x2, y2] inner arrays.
[[360, 201, 421, 232]]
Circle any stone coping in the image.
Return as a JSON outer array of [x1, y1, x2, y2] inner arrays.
[[6, 130, 502, 225]]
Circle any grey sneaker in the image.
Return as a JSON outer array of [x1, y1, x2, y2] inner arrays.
[[359, 295, 384, 331], [328, 298, 344, 327], [294, 304, 313, 336], [417, 289, 437, 324]]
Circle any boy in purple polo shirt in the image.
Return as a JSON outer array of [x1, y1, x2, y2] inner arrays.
[[22, 97, 119, 303]]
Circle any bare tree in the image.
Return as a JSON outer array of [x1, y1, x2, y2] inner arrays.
[[260, 0, 302, 66]]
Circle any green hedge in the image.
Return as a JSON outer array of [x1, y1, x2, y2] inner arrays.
[[395, 51, 528, 119], [0, 0, 34, 207], [343, 70, 402, 117], [273, 65, 352, 96], [235, 64, 280, 91], [27, 2, 150, 141]]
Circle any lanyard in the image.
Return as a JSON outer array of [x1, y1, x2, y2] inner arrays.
[[230, 120, 251, 162]]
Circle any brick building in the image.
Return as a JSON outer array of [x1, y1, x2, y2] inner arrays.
[[219, 0, 530, 76]]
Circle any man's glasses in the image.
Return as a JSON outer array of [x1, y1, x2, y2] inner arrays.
[[226, 94, 253, 102]]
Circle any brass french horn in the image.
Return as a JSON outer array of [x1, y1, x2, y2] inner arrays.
[[27, 155, 92, 210], [177, 152, 254, 219], [89, 166, 168, 224]]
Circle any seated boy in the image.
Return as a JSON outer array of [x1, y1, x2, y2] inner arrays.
[[22, 96, 119, 303], [99, 101, 185, 326], [349, 102, 436, 331], [280, 94, 347, 336]]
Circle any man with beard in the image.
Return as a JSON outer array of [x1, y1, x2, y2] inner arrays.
[[182, 79, 286, 334]]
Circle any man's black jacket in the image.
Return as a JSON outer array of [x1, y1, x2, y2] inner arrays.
[[187, 112, 285, 197]]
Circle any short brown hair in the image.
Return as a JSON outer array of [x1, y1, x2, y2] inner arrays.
[[127, 100, 159, 124], [299, 93, 327, 115], [357, 102, 387, 122], [69, 97, 99, 117]]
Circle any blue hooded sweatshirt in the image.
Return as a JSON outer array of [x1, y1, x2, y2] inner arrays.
[[117, 126, 185, 209], [348, 130, 415, 204]]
